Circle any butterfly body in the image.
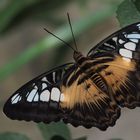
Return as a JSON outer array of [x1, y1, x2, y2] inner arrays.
[[3, 22, 140, 130], [73, 51, 109, 92]]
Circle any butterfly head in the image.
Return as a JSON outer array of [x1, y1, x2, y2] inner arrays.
[[73, 51, 83, 61]]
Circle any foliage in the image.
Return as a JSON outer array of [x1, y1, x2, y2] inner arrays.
[[117, 0, 140, 27], [0, 132, 30, 140], [38, 122, 71, 140]]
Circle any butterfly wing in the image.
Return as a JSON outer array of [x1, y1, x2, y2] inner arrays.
[[87, 22, 140, 109], [3, 62, 120, 130], [61, 69, 120, 130], [3, 63, 75, 123]]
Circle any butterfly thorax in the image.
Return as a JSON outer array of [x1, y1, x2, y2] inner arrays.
[[73, 51, 94, 74], [73, 51, 108, 93], [73, 51, 89, 68], [73, 51, 99, 74]]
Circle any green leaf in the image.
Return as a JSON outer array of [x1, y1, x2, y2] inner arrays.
[[116, 0, 140, 27], [74, 136, 87, 140], [0, 132, 30, 140], [38, 122, 71, 140], [134, 0, 140, 12]]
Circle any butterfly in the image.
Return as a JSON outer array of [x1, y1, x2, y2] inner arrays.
[[3, 20, 140, 131]]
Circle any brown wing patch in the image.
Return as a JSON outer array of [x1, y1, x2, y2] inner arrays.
[[99, 56, 140, 108], [100, 56, 135, 90], [60, 72, 120, 130], [60, 77, 107, 109]]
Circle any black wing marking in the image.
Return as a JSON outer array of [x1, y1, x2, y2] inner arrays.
[[87, 22, 140, 109], [3, 63, 75, 123]]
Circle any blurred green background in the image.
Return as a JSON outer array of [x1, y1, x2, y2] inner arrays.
[[0, 0, 140, 140]]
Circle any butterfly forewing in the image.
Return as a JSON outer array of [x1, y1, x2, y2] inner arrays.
[[3, 63, 75, 123], [88, 22, 140, 108]]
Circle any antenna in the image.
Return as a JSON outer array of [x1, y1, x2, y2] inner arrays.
[[67, 13, 78, 51], [43, 28, 76, 51]]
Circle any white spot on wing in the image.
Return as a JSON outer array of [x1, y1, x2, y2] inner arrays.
[[119, 48, 132, 58], [126, 34, 140, 39], [137, 24, 140, 29], [34, 93, 39, 101], [27, 88, 37, 102], [12, 97, 19, 104], [119, 39, 125, 44], [40, 90, 50, 102], [130, 39, 138, 43], [42, 77, 47, 82], [11, 94, 19, 102], [42, 83, 47, 90], [11, 94, 21, 104], [51, 87, 60, 102], [124, 42, 136, 51], [34, 85, 38, 89], [44, 77, 51, 85], [112, 37, 117, 42]]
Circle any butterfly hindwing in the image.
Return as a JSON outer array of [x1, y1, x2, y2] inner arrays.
[[61, 70, 120, 130], [87, 22, 140, 109]]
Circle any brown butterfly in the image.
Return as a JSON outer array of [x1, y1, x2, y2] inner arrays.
[[3, 14, 140, 130]]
